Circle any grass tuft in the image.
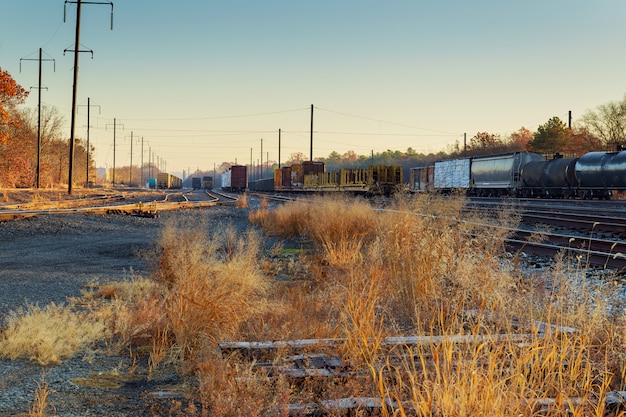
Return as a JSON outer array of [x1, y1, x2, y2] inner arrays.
[[0, 303, 106, 366]]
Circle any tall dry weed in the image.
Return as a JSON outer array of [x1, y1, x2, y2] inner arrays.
[[28, 370, 55, 417], [151, 220, 268, 360], [196, 352, 291, 417]]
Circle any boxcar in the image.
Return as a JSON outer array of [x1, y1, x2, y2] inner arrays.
[[191, 177, 202, 190], [202, 176, 213, 189], [221, 165, 248, 192], [409, 166, 434, 192], [434, 158, 470, 190]]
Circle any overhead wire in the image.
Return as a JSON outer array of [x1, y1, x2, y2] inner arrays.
[[315, 106, 460, 135]]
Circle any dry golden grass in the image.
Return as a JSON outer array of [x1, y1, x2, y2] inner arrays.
[[247, 194, 626, 416], [154, 221, 268, 358], [3, 193, 626, 416], [0, 303, 106, 366], [236, 193, 248, 208]]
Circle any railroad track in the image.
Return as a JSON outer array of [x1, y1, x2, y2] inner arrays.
[[0, 189, 226, 221], [464, 197, 626, 272]]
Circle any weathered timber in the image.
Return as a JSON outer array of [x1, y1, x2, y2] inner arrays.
[[282, 397, 398, 417], [219, 333, 550, 358]]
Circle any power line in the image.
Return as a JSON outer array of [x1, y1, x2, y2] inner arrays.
[[316, 106, 459, 135], [116, 107, 308, 122]]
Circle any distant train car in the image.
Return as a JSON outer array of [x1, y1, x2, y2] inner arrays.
[[434, 158, 470, 191], [221, 165, 248, 192], [410, 152, 544, 196], [575, 151, 626, 198], [202, 176, 213, 189], [249, 177, 274, 192], [369, 164, 403, 195], [191, 177, 202, 190], [409, 166, 434, 192], [270, 162, 403, 194], [470, 152, 544, 196], [521, 157, 578, 198], [157, 173, 182, 189]]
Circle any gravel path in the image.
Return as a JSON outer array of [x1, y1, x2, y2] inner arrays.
[[0, 205, 256, 416]]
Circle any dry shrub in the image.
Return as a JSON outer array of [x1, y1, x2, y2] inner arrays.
[[150, 220, 268, 360], [236, 193, 248, 208], [30, 192, 48, 204], [304, 196, 378, 266], [340, 261, 387, 376], [353, 194, 515, 330], [0, 303, 106, 365], [240, 280, 341, 342], [248, 193, 626, 415], [248, 200, 307, 238], [196, 352, 291, 417]]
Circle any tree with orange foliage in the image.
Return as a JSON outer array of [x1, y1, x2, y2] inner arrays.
[[0, 68, 29, 143], [509, 127, 534, 150]]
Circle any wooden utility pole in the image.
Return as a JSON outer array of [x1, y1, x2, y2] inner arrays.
[[20, 48, 55, 188], [278, 128, 281, 169], [310, 104, 314, 161], [64, 0, 113, 193]]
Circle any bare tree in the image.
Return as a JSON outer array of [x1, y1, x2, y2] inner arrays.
[[579, 94, 626, 149]]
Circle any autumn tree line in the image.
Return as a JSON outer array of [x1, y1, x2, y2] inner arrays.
[[3, 66, 626, 188]]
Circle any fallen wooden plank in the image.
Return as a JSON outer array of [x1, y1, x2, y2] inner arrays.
[[283, 397, 398, 417], [219, 333, 548, 358]]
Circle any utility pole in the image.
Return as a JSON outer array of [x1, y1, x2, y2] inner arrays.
[[141, 137, 144, 187], [64, 0, 113, 194], [20, 48, 55, 189], [278, 128, 281, 169], [568, 110, 572, 129], [126, 131, 134, 186], [105, 118, 123, 186], [260, 138, 263, 179], [78, 98, 101, 187], [250, 147, 253, 182], [310, 104, 314, 162]]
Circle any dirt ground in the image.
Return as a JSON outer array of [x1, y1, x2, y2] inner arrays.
[[0, 189, 263, 416]]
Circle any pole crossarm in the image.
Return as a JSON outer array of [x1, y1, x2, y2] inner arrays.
[[63, 45, 94, 59], [20, 57, 55, 72], [64, 1, 114, 30]]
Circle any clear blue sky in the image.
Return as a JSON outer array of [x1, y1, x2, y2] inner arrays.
[[2, 1, 626, 177]]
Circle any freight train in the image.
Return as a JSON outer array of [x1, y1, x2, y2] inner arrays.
[[156, 172, 182, 189], [410, 150, 626, 199], [192, 176, 214, 190], [248, 161, 404, 195]]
